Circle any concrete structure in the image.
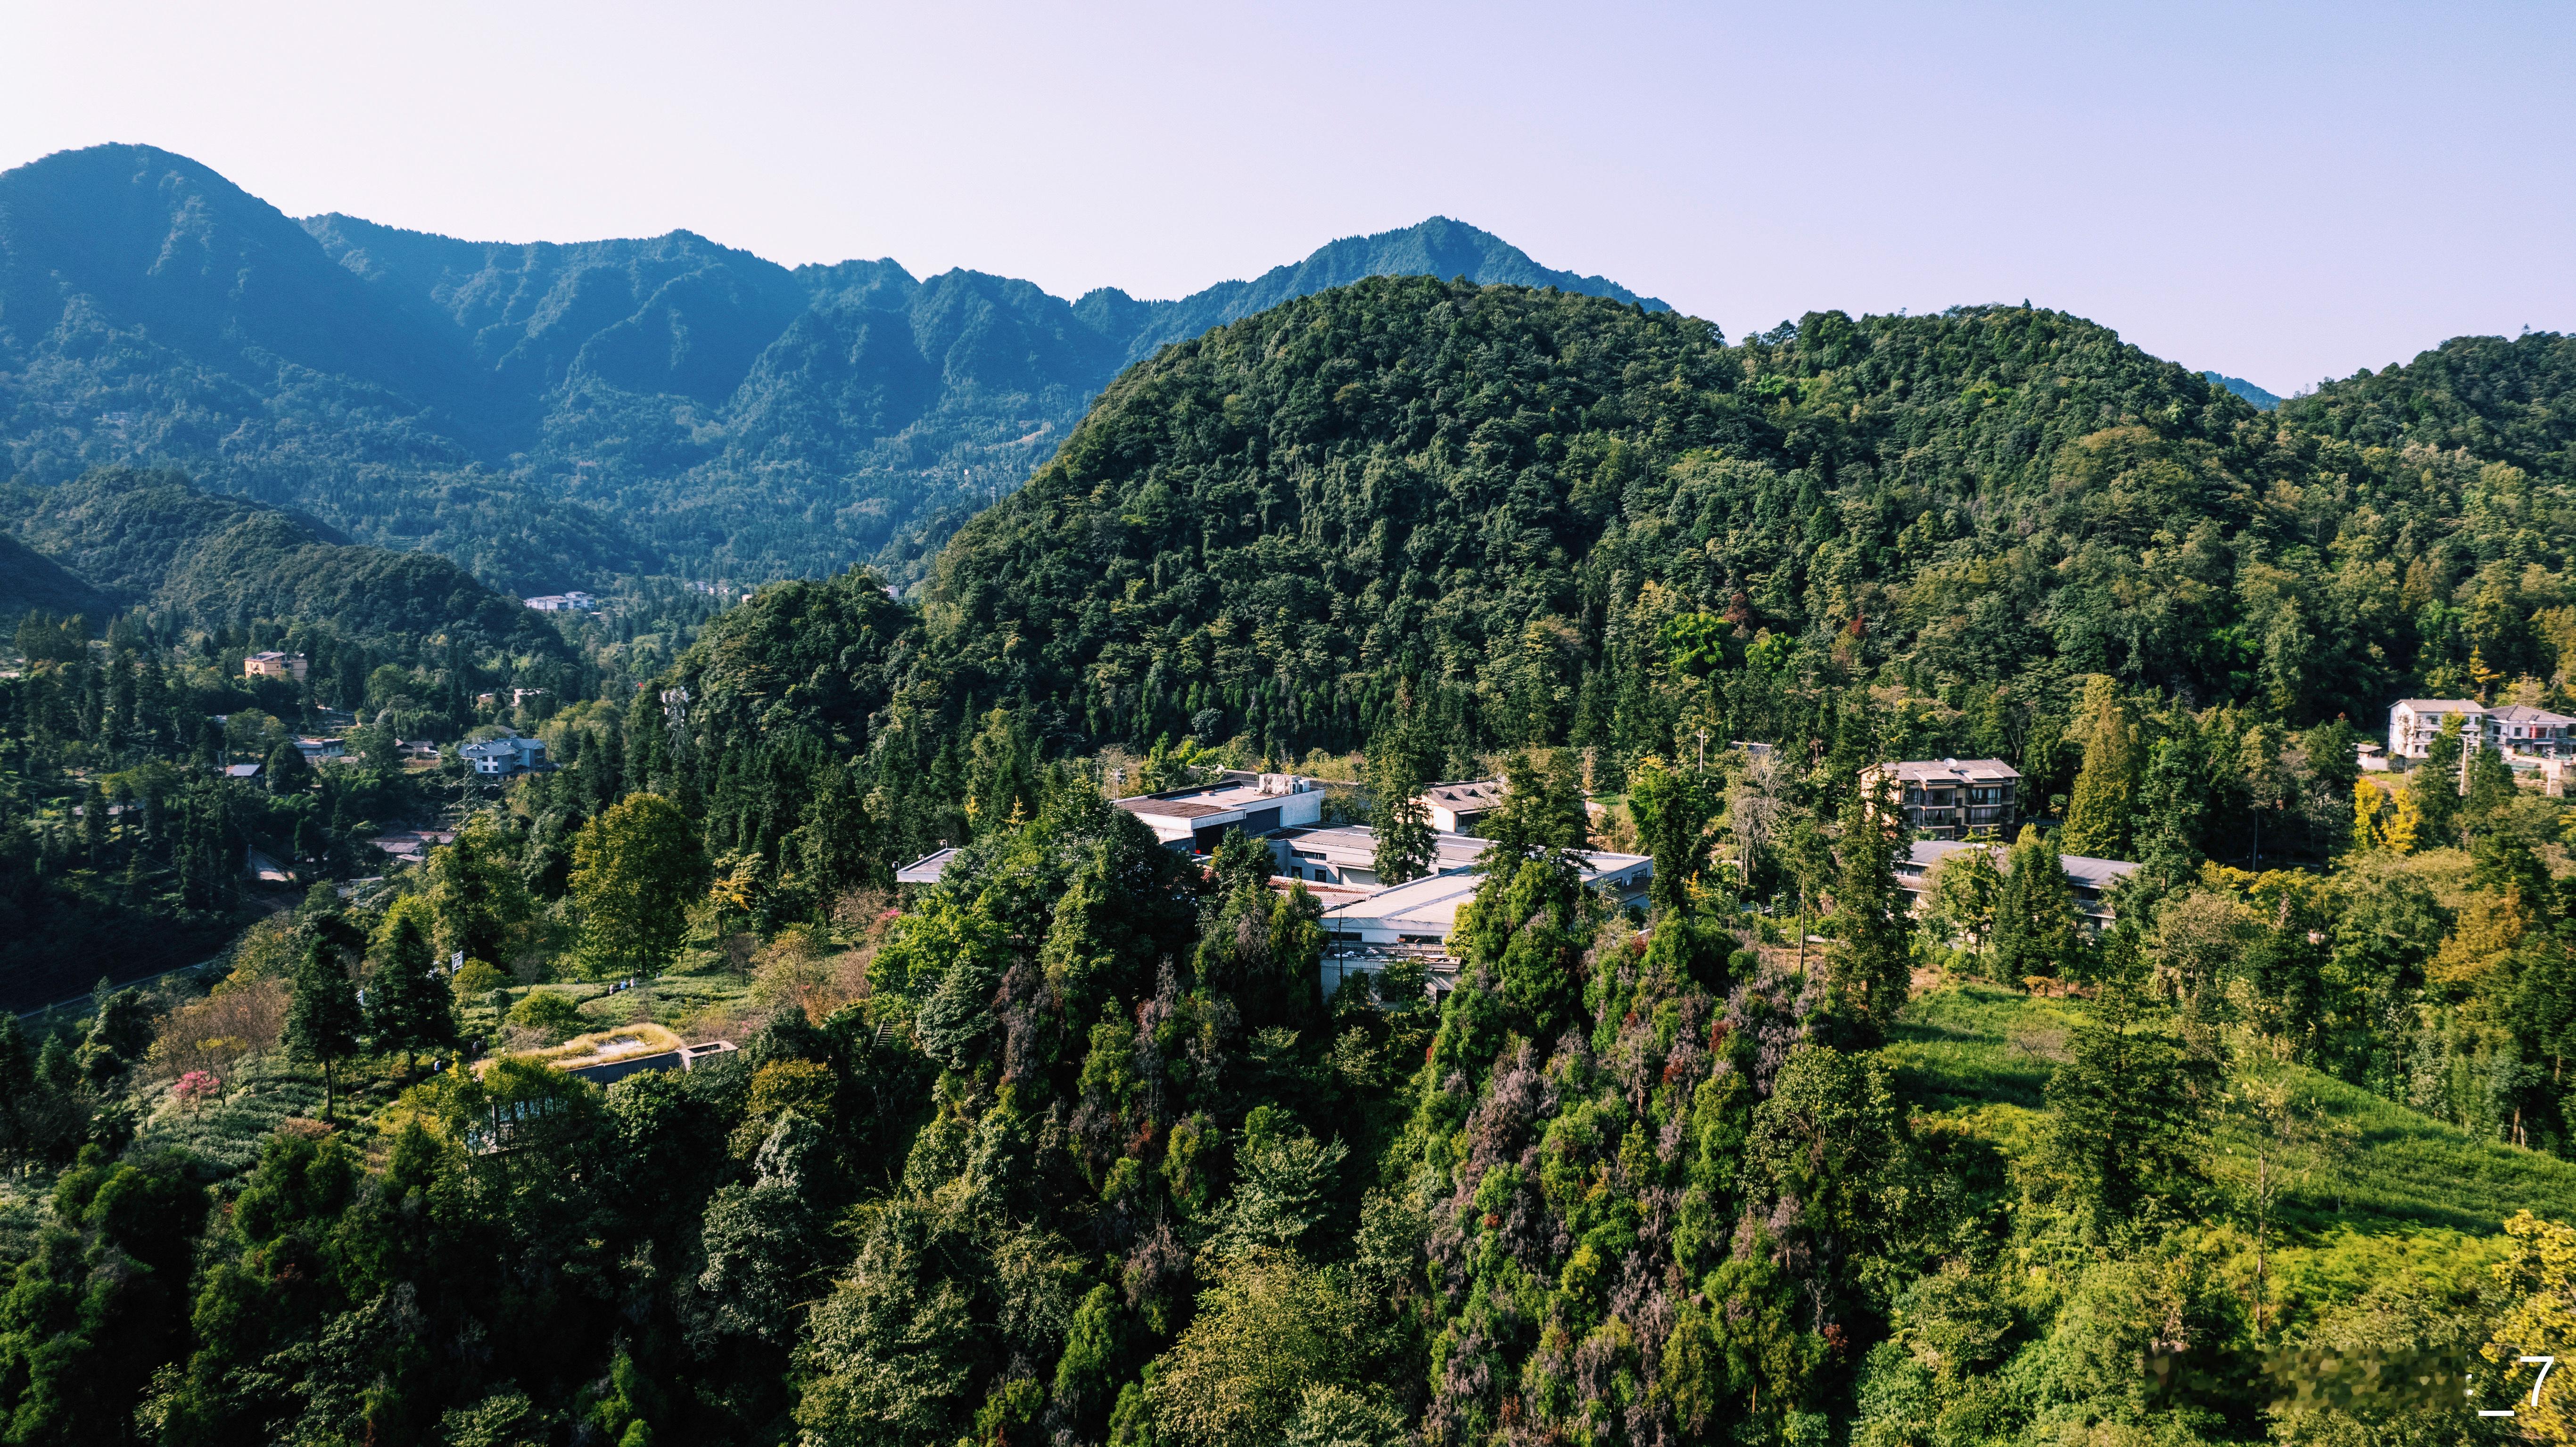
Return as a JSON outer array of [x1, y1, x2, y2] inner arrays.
[[244, 650, 307, 683], [293, 736, 346, 763], [523, 592, 600, 612], [1114, 773, 1323, 853], [1317, 847, 1654, 1000], [1267, 824, 1492, 888], [459, 733, 548, 777], [1418, 780, 1507, 834], [896, 847, 962, 885], [1892, 839, 2139, 930], [1861, 759, 2020, 840]]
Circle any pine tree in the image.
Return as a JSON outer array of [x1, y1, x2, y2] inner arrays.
[[287, 931, 364, 1119], [1365, 682, 1443, 884], [368, 904, 457, 1075], [1484, 749, 1588, 861], [2045, 963, 2208, 1229], [2407, 713, 2464, 848], [2060, 676, 2138, 859], [1827, 786, 1913, 1032], [1990, 825, 2081, 983], [1627, 754, 1715, 912], [2462, 742, 2516, 841]]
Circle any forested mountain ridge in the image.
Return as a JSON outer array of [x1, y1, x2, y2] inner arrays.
[[2203, 370, 2281, 410], [2281, 328, 2576, 480], [0, 466, 570, 653], [0, 144, 1665, 591], [919, 275, 2545, 780]]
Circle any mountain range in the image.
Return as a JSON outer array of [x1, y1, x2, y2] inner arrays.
[[0, 144, 1664, 596]]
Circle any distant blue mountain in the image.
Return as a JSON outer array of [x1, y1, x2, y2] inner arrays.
[[0, 145, 1665, 588], [2204, 371, 2281, 411]]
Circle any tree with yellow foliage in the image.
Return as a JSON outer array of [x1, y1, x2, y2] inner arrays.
[[2486, 1211, 2576, 1436]]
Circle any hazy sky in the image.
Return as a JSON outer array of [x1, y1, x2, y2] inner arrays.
[[4, 2, 2569, 394]]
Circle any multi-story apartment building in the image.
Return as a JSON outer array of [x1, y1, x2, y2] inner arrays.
[[1859, 758, 2020, 840], [2485, 703, 2576, 757], [2388, 699, 2576, 763]]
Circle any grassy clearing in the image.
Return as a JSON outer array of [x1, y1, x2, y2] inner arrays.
[[478, 1022, 685, 1077], [1887, 983, 2576, 1238]]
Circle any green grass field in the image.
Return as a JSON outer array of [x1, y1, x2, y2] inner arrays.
[[1887, 983, 2576, 1237]]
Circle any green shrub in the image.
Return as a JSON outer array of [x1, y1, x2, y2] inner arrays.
[[506, 991, 586, 1042]]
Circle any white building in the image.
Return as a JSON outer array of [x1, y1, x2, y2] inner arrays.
[[2484, 703, 2576, 758], [459, 734, 548, 777], [2388, 699, 2485, 761], [1266, 823, 1492, 888], [1113, 773, 1325, 852], [1417, 779, 1507, 834], [523, 592, 600, 613], [293, 736, 346, 763], [1316, 845, 1653, 1001], [2388, 698, 2576, 764]]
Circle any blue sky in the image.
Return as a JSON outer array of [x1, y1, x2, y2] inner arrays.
[[4, 1, 2569, 394]]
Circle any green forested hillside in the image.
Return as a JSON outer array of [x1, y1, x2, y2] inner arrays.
[[0, 146, 1664, 591], [0, 467, 570, 652], [924, 277, 2569, 772], [2281, 329, 2576, 480], [0, 531, 108, 621]]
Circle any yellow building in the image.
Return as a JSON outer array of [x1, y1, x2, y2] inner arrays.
[[245, 650, 307, 683]]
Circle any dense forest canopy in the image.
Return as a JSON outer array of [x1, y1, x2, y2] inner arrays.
[[0, 144, 1660, 592], [921, 277, 2576, 773]]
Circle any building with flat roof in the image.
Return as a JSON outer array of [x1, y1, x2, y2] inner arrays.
[[1266, 823, 1493, 888], [1317, 847, 1653, 1000], [1860, 759, 2020, 840], [1892, 839, 2138, 929], [1113, 773, 1324, 853]]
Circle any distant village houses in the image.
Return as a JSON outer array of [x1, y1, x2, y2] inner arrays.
[[1417, 779, 1508, 834], [523, 591, 599, 612]]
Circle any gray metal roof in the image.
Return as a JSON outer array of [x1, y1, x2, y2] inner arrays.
[[1901, 839, 2138, 894], [896, 847, 962, 885]]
